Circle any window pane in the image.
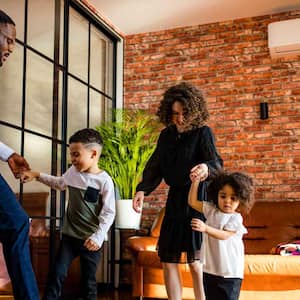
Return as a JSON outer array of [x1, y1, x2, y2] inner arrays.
[[105, 98, 113, 121], [25, 50, 53, 137], [106, 40, 114, 97], [90, 25, 106, 92], [1, 1, 25, 41], [0, 126, 21, 194], [49, 143, 63, 226], [23, 133, 52, 226], [59, 0, 65, 66], [67, 77, 87, 140], [69, 7, 88, 81], [0, 44, 23, 126], [23, 134, 52, 193], [27, 0, 55, 59], [55, 143, 63, 222], [89, 89, 105, 129], [58, 71, 63, 140], [23, 134, 51, 226]]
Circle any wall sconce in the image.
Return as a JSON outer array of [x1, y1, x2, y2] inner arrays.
[[260, 102, 269, 120]]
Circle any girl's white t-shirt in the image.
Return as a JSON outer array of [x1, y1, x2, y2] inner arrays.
[[201, 202, 247, 278]]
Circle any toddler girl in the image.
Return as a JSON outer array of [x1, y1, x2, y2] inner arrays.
[[188, 170, 254, 300]]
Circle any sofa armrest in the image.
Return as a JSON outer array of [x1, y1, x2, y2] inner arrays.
[[127, 236, 158, 254], [137, 250, 162, 269]]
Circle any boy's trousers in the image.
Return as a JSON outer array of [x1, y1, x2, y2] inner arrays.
[[43, 234, 101, 300]]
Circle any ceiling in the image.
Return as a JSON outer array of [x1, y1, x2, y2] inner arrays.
[[88, 0, 300, 35]]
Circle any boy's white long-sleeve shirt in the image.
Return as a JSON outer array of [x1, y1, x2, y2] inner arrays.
[[38, 165, 115, 248]]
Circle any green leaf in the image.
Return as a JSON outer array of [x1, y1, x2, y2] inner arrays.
[[95, 109, 160, 199]]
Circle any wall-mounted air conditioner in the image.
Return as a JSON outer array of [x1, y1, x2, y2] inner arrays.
[[268, 18, 300, 58]]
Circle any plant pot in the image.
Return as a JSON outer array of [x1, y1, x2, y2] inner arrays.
[[115, 199, 142, 229]]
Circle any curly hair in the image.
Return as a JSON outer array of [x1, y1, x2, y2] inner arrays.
[[157, 82, 209, 130], [208, 170, 255, 213]]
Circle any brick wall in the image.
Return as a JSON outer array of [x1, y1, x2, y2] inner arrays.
[[124, 11, 300, 228]]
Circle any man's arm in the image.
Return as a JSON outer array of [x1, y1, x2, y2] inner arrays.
[[8, 153, 30, 178]]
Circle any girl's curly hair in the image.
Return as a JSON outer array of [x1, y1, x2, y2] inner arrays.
[[208, 170, 255, 213], [157, 82, 209, 130]]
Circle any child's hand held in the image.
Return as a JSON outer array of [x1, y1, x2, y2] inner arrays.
[[21, 170, 37, 183], [190, 163, 208, 182], [190, 172, 201, 182]]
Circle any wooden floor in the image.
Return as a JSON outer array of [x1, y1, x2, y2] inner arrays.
[[0, 287, 163, 300], [96, 286, 135, 299], [62, 285, 161, 300]]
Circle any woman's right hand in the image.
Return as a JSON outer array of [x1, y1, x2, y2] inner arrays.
[[133, 191, 144, 213]]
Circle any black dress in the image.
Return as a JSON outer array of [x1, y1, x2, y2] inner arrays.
[[136, 125, 223, 263]]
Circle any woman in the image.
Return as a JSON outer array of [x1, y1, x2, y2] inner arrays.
[[133, 82, 223, 300]]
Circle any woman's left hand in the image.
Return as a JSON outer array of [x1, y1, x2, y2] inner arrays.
[[190, 163, 208, 182]]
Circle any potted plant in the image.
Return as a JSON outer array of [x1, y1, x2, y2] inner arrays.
[[96, 109, 160, 229]]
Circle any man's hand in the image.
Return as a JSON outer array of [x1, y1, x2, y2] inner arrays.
[[7, 153, 30, 179]]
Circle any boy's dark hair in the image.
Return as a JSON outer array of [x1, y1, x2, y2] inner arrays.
[[208, 170, 254, 213], [0, 10, 15, 26], [157, 81, 209, 130], [69, 128, 103, 146]]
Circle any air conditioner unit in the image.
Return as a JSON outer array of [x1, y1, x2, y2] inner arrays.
[[268, 18, 300, 58]]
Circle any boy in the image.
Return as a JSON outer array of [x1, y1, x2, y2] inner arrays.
[[23, 128, 116, 300]]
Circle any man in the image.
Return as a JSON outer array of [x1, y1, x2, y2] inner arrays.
[[0, 10, 16, 67], [0, 10, 39, 299]]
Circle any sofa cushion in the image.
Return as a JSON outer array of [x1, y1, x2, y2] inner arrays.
[[244, 255, 300, 276], [242, 254, 300, 291], [239, 290, 300, 300], [243, 201, 300, 254]]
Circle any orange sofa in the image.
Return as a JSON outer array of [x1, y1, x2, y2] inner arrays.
[[127, 201, 300, 299]]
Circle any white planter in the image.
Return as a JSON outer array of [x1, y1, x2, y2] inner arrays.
[[115, 199, 142, 229]]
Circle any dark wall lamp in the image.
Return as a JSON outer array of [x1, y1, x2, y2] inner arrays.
[[260, 102, 269, 120]]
